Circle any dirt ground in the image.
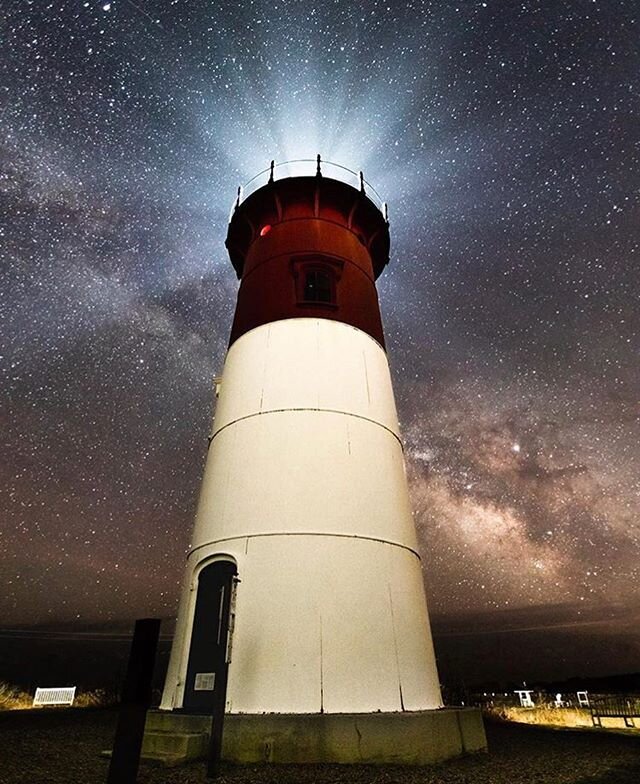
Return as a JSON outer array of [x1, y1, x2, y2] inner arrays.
[[1, 708, 639, 784]]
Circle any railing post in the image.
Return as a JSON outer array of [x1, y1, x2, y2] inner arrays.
[[316, 153, 322, 176], [269, 160, 275, 183], [106, 618, 161, 784], [359, 170, 365, 194]]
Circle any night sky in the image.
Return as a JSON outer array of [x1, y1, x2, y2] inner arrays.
[[2, 1, 638, 679]]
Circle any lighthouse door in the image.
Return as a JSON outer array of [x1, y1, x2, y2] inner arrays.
[[183, 560, 237, 713]]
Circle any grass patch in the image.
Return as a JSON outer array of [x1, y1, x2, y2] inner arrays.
[[0, 681, 113, 711], [0, 681, 32, 710]]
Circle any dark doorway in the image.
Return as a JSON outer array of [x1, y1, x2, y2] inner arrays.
[[183, 559, 237, 713]]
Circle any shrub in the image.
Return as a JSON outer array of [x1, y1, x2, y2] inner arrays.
[[74, 689, 112, 708], [0, 681, 32, 711]]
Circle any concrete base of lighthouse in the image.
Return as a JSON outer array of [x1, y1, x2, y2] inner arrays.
[[141, 708, 486, 766]]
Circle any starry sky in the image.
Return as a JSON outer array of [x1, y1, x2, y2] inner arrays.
[[2, 1, 639, 679]]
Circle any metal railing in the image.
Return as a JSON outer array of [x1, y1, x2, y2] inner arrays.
[[229, 156, 387, 221], [590, 694, 640, 727]]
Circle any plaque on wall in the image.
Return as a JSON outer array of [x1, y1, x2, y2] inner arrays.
[[194, 672, 216, 691]]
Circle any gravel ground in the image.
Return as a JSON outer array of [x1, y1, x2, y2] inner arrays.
[[1, 708, 639, 784]]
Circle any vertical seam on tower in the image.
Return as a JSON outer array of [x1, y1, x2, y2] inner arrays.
[[219, 426, 234, 525], [259, 326, 270, 411], [362, 350, 371, 404], [388, 583, 405, 711], [316, 320, 321, 408], [319, 615, 324, 714]]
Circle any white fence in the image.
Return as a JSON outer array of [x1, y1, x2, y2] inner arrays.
[[33, 687, 76, 707]]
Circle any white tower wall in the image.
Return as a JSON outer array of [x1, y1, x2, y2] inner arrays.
[[161, 317, 443, 713]]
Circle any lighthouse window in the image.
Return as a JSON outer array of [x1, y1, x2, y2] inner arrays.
[[292, 256, 343, 308], [303, 269, 333, 303]]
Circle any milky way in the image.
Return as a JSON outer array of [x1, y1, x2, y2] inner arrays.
[[1, 1, 638, 675]]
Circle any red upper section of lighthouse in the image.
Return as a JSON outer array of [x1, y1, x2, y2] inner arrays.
[[225, 160, 390, 348]]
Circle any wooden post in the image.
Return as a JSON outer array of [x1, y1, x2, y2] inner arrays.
[[106, 618, 161, 784]]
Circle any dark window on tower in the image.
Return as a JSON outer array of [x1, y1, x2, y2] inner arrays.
[[303, 268, 333, 303], [292, 256, 343, 308]]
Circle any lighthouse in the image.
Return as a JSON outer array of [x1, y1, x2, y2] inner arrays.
[[151, 159, 485, 765]]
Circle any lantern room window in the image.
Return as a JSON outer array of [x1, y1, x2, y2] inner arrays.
[[292, 256, 343, 308]]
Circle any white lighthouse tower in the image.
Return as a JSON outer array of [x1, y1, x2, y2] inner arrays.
[[151, 159, 485, 765]]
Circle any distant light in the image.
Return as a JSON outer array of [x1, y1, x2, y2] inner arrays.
[[102, 2, 111, 10], [512, 443, 521, 453], [260, 225, 271, 236]]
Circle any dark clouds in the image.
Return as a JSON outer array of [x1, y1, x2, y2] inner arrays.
[[1, 1, 639, 677]]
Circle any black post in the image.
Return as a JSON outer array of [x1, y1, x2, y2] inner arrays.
[[106, 618, 161, 784], [205, 639, 230, 779], [206, 689, 226, 779], [206, 576, 237, 778]]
